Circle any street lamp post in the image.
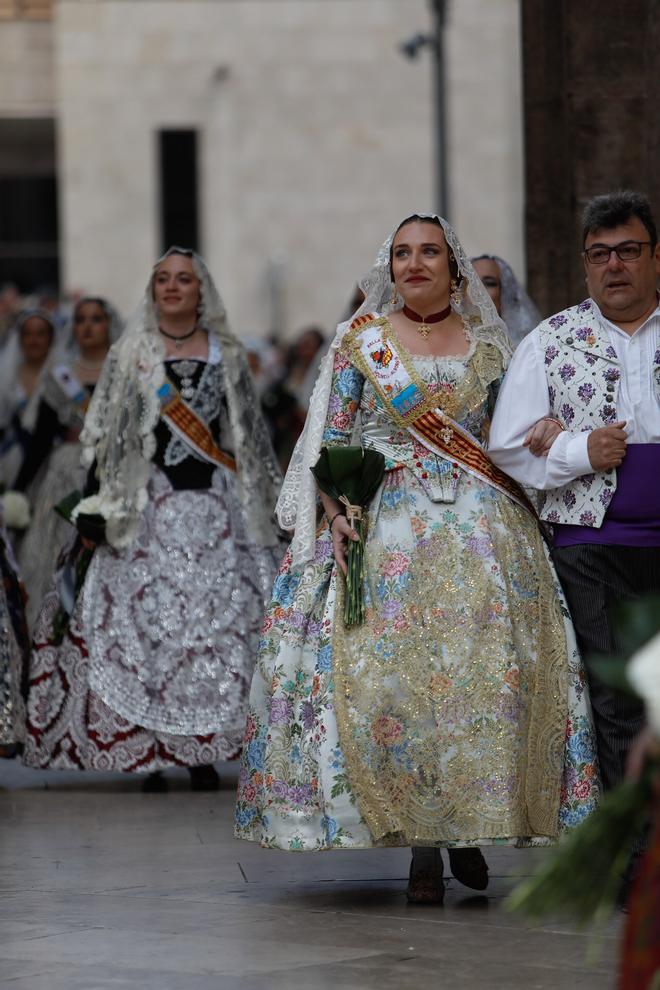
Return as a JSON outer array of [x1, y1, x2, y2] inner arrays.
[[399, 0, 449, 218], [430, 0, 448, 219]]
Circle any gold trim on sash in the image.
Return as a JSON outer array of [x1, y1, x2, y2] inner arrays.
[[410, 410, 536, 518], [160, 386, 236, 473]]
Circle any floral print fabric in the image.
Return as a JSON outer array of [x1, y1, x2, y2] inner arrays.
[[235, 329, 599, 849]]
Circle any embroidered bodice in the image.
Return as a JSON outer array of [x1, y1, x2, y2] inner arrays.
[[153, 358, 232, 490], [323, 325, 503, 502]]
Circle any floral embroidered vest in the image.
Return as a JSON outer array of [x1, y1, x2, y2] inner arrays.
[[538, 299, 630, 528]]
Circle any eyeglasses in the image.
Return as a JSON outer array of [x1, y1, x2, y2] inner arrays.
[[583, 240, 653, 265]]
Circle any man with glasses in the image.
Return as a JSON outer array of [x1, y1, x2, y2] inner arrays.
[[488, 190, 660, 825]]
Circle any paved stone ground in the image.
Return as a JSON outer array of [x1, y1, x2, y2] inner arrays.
[[1, 760, 620, 989]]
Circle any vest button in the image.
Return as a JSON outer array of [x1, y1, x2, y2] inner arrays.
[[566, 337, 574, 345], [604, 479, 613, 487]]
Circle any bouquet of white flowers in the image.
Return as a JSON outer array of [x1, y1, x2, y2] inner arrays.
[[1, 490, 31, 529]]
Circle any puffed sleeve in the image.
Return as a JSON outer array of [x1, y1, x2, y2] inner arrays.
[[322, 350, 364, 447]]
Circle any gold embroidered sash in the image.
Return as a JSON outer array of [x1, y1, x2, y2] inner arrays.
[[409, 410, 536, 517], [158, 379, 236, 473], [342, 316, 535, 517]]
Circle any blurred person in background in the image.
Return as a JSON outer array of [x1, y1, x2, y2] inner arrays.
[[36, 285, 68, 334], [472, 254, 541, 346], [18, 297, 122, 630], [243, 336, 284, 398], [23, 248, 282, 792], [0, 283, 22, 349], [261, 325, 326, 469], [0, 309, 58, 500], [284, 325, 326, 410]]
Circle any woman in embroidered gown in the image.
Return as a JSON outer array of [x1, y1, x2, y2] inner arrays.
[[19, 297, 122, 630], [23, 248, 282, 790], [235, 215, 599, 902], [0, 309, 57, 498]]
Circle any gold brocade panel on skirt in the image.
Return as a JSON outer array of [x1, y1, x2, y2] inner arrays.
[[332, 489, 569, 846]]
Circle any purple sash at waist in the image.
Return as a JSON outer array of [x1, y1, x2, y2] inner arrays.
[[553, 444, 660, 548]]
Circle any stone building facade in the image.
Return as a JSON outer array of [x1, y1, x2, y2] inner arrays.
[[0, 0, 524, 334]]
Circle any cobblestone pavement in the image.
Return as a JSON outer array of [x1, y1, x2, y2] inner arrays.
[[0, 760, 620, 989]]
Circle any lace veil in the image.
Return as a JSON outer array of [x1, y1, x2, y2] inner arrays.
[[58, 296, 124, 359], [472, 254, 541, 346], [0, 308, 58, 433], [278, 213, 513, 568], [79, 247, 282, 548]]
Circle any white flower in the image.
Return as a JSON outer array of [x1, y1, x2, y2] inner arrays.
[[628, 631, 660, 737], [71, 494, 123, 522], [2, 491, 31, 529]]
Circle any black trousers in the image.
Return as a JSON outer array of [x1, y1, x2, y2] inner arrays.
[[553, 543, 660, 793]]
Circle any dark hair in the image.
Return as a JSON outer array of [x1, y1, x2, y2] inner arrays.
[[296, 325, 325, 348], [17, 309, 56, 343], [389, 214, 461, 282], [74, 296, 112, 321], [581, 191, 657, 249]]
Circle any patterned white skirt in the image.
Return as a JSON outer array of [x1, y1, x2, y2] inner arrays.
[[24, 466, 279, 772]]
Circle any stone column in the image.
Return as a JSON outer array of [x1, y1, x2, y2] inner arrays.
[[522, 0, 660, 317]]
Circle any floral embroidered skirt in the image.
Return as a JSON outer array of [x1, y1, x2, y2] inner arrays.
[[23, 467, 279, 772], [235, 466, 599, 850]]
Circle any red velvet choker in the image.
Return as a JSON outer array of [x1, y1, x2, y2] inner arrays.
[[402, 303, 451, 338]]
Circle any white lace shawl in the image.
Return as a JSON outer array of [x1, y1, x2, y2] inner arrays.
[[278, 214, 513, 568], [473, 254, 541, 345], [78, 248, 282, 548], [0, 309, 58, 434], [57, 296, 124, 361]]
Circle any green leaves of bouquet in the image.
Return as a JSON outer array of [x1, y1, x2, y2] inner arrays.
[[311, 446, 385, 626]]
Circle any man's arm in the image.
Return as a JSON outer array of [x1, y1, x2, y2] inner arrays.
[[488, 332, 593, 490]]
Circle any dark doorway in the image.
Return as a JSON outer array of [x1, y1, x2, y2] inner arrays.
[[0, 118, 59, 294], [158, 129, 200, 254]]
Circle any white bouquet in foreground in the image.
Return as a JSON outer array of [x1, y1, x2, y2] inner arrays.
[[2, 491, 31, 529], [71, 494, 121, 522], [628, 631, 660, 737]]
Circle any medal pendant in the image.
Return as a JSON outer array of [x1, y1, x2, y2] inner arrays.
[[418, 323, 431, 339]]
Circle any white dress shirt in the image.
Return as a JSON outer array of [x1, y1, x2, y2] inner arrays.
[[488, 300, 660, 490]]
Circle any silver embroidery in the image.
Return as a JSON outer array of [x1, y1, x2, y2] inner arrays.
[[81, 465, 278, 736], [163, 360, 228, 467]]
